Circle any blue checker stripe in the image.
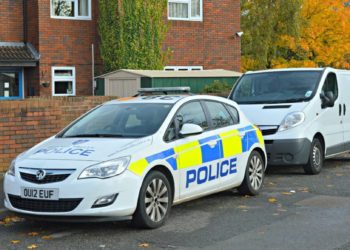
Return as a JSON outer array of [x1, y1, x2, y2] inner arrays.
[[146, 148, 177, 170], [199, 135, 223, 163]]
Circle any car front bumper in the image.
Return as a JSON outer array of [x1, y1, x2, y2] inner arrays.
[[265, 138, 311, 166], [3, 170, 141, 218]]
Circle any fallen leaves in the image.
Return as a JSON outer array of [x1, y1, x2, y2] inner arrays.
[[28, 232, 39, 237], [11, 240, 20, 244], [138, 243, 150, 248], [41, 235, 51, 240], [0, 215, 24, 226], [27, 244, 38, 249], [268, 198, 277, 203]]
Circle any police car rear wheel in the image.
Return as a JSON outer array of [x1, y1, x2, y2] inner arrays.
[[238, 151, 264, 196], [133, 171, 172, 229]]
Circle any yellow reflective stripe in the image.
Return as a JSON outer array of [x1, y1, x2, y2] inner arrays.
[[219, 129, 242, 158], [129, 158, 148, 176], [253, 125, 264, 145], [174, 141, 202, 169]]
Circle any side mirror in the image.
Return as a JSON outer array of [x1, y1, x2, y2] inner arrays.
[[179, 123, 203, 137], [320, 91, 335, 109]]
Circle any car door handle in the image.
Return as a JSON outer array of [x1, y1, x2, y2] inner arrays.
[[344, 104, 346, 116], [208, 140, 217, 148], [339, 104, 342, 116], [238, 132, 246, 138]]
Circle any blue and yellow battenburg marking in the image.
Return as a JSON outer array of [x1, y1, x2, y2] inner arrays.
[[128, 125, 264, 176]]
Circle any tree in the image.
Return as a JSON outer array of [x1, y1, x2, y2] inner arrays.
[[99, 0, 169, 72], [272, 0, 350, 69], [241, 0, 303, 71]]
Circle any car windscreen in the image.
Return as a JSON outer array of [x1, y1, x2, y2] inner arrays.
[[60, 103, 173, 138], [231, 71, 323, 104]]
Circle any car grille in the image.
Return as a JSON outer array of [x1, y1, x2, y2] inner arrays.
[[20, 172, 70, 184], [19, 168, 75, 184], [258, 126, 279, 136], [8, 195, 82, 212]]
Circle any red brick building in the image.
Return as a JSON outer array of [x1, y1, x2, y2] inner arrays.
[[0, 0, 241, 100]]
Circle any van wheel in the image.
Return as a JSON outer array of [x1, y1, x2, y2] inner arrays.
[[132, 171, 172, 229], [238, 151, 265, 196], [303, 138, 323, 175]]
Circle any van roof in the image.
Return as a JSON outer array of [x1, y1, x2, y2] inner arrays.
[[245, 68, 325, 75]]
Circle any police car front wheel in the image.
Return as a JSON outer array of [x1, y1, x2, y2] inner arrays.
[[133, 170, 172, 229], [238, 151, 265, 196]]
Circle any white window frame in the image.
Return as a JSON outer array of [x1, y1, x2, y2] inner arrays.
[[51, 0, 92, 20], [52, 66, 76, 96], [164, 66, 203, 71], [168, 0, 203, 21]]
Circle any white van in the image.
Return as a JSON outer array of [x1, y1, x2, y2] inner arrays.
[[229, 68, 350, 174]]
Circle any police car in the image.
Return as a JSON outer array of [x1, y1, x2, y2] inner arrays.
[[4, 88, 266, 228]]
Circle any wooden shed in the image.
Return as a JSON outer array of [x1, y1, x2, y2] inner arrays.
[[95, 69, 242, 97]]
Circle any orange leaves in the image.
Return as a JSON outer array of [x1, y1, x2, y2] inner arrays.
[[273, 0, 350, 69]]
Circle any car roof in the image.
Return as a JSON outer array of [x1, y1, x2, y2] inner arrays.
[[104, 95, 234, 106], [104, 95, 189, 105]]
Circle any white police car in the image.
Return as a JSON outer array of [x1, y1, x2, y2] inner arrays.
[[4, 88, 266, 228]]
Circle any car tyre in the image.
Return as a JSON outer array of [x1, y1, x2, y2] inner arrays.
[[238, 150, 265, 196], [132, 171, 172, 229], [303, 138, 323, 175]]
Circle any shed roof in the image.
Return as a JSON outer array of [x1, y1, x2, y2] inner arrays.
[[0, 42, 40, 67], [96, 69, 242, 79]]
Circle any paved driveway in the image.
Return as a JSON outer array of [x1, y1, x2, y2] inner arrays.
[[1, 156, 350, 250]]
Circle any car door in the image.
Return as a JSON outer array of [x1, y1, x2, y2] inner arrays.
[[203, 101, 245, 187], [318, 72, 344, 155], [164, 101, 224, 199]]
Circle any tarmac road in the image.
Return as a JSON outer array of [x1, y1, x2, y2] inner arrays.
[[1, 155, 350, 250]]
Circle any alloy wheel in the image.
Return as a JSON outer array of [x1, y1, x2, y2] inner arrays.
[[145, 178, 169, 222]]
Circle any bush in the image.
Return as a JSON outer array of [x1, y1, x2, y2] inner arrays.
[[202, 80, 232, 95]]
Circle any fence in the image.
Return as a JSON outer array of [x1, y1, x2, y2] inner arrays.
[[0, 96, 116, 172]]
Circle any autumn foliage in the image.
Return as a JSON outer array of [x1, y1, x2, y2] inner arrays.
[[241, 0, 350, 71]]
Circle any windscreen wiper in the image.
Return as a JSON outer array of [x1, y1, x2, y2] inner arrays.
[[63, 134, 125, 138]]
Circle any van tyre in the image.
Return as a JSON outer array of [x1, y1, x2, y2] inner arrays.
[[132, 171, 172, 229], [238, 151, 265, 196], [303, 138, 323, 175]]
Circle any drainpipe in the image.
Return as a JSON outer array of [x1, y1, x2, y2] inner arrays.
[[23, 0, 28, 43]]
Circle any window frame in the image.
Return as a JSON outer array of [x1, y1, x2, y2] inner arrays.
[[164, 66, 203, 71], [167, 0, 203, 21], [322, 72, 339, 102], [52, 66, 76, 97], [50, 0, 92, 20], [163, 100, 209, 143], [224, 104, 240, 125], [202, 101, 238, 130]]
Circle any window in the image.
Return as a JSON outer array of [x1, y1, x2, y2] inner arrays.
[[51, 0, 91, 20], [52, 67, 76, 96], [0, 71, 22, 99], [61, 104, 173, 138], [205, 101, 234, 129], [168, 0, 202, 21], [164, 66, 203, 71], [177, 102, 208, 130], [322, 72, 338, 100], [225, 105, 240, 124]]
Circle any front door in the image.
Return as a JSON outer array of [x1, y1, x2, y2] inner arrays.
[[0, 69, 22, 100]]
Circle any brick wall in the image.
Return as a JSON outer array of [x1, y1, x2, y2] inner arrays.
[[164, 0, 241, 71], [34, 0, 103, 97], [0, 0, 23, 42], [0, 96, 116, 172]]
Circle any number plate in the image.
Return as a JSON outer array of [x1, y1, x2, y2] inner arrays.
[[21, 187, 59, 200]]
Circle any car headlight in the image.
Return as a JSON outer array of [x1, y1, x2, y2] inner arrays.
[[7, 159, 16, 176], [279, 112, 305, 132], [79, 156, 131, 179]]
